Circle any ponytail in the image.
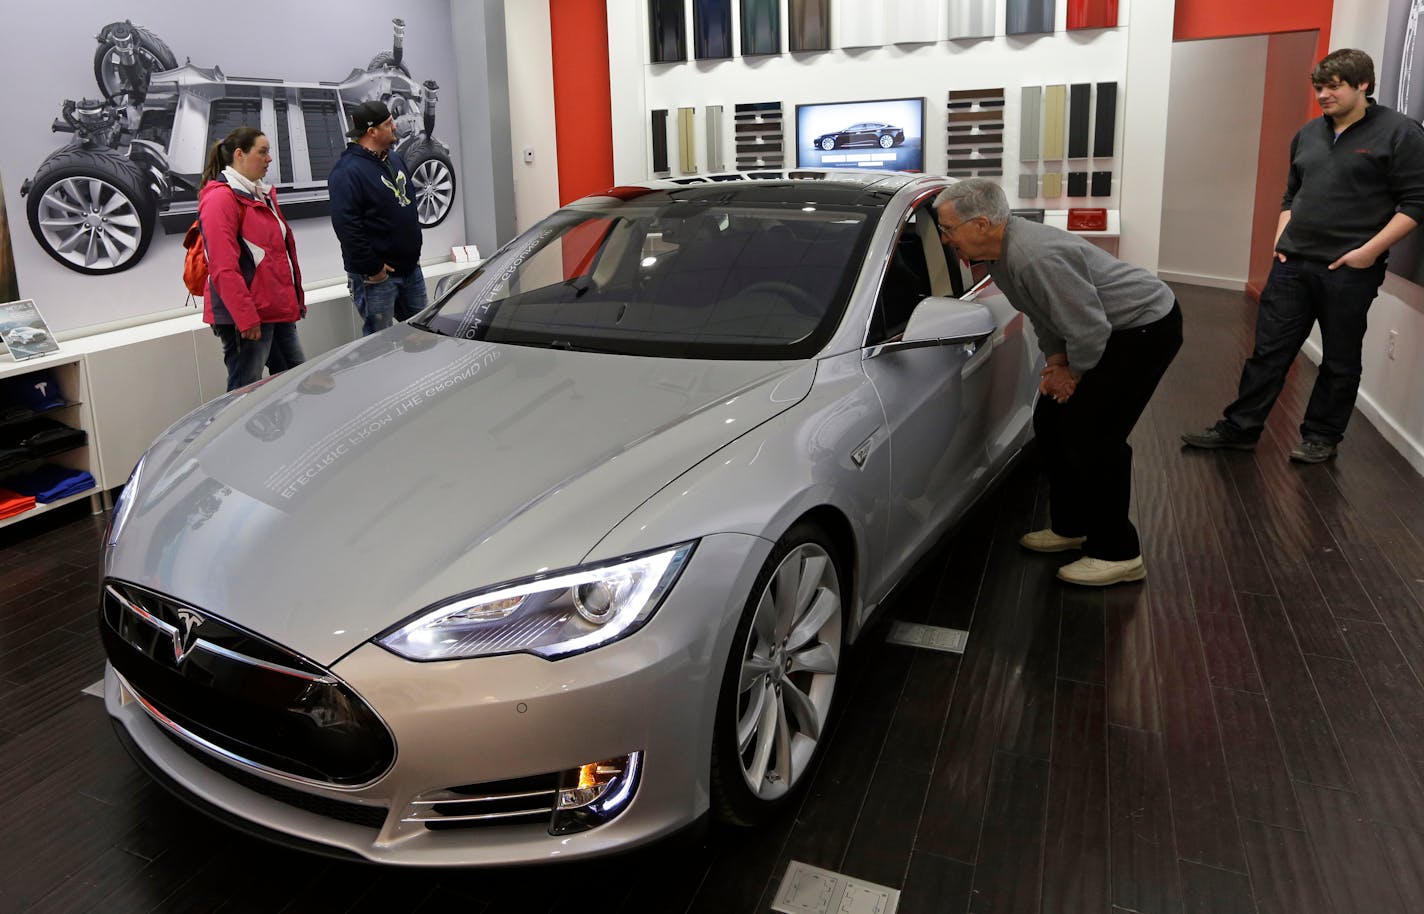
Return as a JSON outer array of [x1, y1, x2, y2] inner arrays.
[[201, 126, 265, 183]]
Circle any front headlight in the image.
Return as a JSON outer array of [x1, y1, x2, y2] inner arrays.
[[376, 542, 696, 661], [106, 453, 147, 547]]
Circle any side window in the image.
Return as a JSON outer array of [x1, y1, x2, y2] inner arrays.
[[867, 208, 936, 346], [923, 212, 975, 298]]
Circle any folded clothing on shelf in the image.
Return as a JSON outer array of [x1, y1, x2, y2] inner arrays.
[[0, 417, 87, 463], [0, 487, 37, 519], [4, 464, 96, 503]]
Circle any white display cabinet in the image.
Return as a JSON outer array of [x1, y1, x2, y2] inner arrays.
[[0, 351, 102, 529]]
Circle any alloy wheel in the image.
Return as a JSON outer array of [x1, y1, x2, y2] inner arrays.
[[36, 176, 144, 271], [412, 159, 455, 225], [734, 542, 841, 800]]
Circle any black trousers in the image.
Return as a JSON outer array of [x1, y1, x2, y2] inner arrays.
[[1220, 257, 1384, 445], [1034, 301, 1183, 561]]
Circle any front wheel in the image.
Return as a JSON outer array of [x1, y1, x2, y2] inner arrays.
[[710, 522, 845, 826], [820, 137, 837, 151], [401, 138, 457, 227], [24, 150, 156, 274]]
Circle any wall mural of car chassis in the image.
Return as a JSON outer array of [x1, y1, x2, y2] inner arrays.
[[20, 18, 457, 275]]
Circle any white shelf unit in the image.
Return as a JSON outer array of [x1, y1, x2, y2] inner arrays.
[[0, 352, 102, 529]]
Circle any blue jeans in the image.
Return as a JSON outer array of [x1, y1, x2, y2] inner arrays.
[[213, 322, 306, 392], [348, 267, 428, 336], [1220, 257, 1385, 445]]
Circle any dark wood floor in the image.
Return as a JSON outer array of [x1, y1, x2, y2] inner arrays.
[[2, 282, 1423, 913]]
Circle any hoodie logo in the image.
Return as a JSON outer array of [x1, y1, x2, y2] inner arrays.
[[381, 171, 411, 207]]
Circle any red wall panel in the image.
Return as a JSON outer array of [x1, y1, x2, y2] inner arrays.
[[1174, 0, 1332, 68], [1247, 31, 1321, 299], [551, 0, 615, 206], [1067, 0, 1117, 31]]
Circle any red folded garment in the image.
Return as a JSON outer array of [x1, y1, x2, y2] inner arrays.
[[0, 487, 36, 519]]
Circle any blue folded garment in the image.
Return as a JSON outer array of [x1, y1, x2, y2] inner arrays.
[[4, 464, 96, 502], [0, 369, 66, 412]]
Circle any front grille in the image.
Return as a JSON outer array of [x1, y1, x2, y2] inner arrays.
[[161, 727, 388, 830], [406, 773, 561, 830], [100, 579, 396, 787]]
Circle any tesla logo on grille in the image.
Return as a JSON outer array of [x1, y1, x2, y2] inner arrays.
[[171, 608, 205, 663]]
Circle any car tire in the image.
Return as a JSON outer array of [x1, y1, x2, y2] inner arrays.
[[92, 22, 176, 100], [820, 137, 837, 151], [24, 150, 156, 275], [401, 137, 457, 227], [710, 521, 846, 826], [878, 134, 894, 149], [367, 50, 413, 77]]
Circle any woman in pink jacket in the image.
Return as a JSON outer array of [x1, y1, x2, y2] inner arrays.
[[198, 126, 306, 391]]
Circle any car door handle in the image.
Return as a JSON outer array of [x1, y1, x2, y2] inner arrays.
[[960, 332, 994, 379]]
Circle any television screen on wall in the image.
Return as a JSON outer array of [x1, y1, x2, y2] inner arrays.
[[795, 97, 925, 172]]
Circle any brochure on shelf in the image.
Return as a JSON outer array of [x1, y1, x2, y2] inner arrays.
[[0, 299, 59, 361]]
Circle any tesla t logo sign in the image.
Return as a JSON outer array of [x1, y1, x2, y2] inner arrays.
[[171, 608, 204, 663]]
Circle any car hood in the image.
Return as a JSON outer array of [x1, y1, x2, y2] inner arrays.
[[109, 328, 814, 665]]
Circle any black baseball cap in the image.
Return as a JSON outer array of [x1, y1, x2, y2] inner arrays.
[[348, 100, 392, 139]]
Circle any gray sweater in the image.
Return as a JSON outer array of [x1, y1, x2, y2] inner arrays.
[[987, 217, 1176, 372]]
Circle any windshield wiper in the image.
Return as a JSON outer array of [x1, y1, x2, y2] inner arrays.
[[547, 339, 620, 354]]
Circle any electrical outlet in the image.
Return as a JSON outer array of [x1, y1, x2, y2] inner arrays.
[[1387, 329, 1398, 360]]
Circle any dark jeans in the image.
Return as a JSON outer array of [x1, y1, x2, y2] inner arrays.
[[213, 322, 305, 392], [348, 267, 428, 336], [1220, 257, 1385, 445], [1034, 301, 1183, 561]]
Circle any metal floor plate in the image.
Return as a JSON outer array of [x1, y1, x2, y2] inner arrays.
[[885, 621, 969, 654], [771, 860, 899, 914]]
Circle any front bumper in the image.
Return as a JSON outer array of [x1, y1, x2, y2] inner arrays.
[[104, 532, 770, 865]]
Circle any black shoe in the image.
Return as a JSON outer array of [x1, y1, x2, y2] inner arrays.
[[1289, 440, 1337, 463], [1181, 426, 1256, 451]]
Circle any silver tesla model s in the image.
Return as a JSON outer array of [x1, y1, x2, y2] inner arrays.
[[100, 171, 1042, 865]]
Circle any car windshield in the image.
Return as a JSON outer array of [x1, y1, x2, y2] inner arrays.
[[418, 203, 874, 359]]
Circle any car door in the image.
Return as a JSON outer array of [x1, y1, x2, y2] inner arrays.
[[960, 266, 1040, 469], [860, 195, 995, 579]]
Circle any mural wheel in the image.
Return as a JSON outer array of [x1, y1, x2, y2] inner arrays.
[[403, 139, 457, 227], [25, 150, 155, 274], [878, 134, 894, 148], [366, 51, 413, 77], [93, 22, 176, 101], [820, 137, 837, 151]]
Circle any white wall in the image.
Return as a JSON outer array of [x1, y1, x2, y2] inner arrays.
[[450, 1, 518, 256], [1319, 0, 1424, 474], [504, 1, 562, 234], [1158, 36, 1267, 289]]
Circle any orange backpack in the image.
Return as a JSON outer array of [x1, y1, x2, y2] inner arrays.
[[181, 220, 207, 299], [183, 188, 243, 302]]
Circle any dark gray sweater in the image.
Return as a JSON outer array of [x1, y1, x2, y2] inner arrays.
[[1277, 102, 1424, 263], [987, 217, 1176, 373]]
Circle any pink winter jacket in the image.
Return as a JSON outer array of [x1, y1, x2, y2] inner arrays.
[[197, 179, 305, 331]]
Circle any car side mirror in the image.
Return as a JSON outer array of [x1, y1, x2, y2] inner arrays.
[[900, 296, 996, 346]]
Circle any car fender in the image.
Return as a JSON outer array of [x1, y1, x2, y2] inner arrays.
[[587, 349, 888, 629]]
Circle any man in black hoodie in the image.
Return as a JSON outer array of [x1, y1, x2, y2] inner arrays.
[[1183, 49, 1424, 463], [329, 100, 426, 336]]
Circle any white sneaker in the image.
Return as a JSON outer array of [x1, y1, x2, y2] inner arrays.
[[1019, 529, 1088, 553], [1057, 555, 1147, 586]]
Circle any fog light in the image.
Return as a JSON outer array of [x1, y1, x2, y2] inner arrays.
[[549, 751, 641, 835]]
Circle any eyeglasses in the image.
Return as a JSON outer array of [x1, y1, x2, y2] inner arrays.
[[937, 218, 977, 239]]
